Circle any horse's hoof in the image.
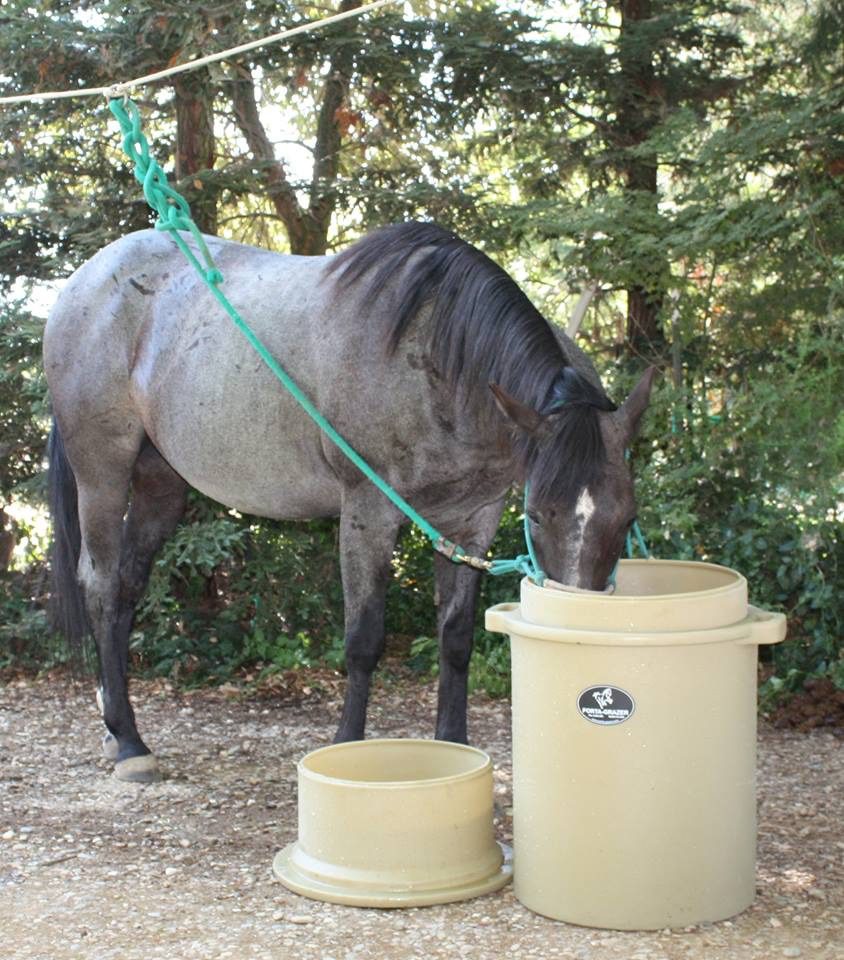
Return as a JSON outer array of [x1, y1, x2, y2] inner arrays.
[[102, 732, 119, 761], [114, 754, 162, 783]]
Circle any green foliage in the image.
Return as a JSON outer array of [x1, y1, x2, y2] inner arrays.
[[129, 497, 344, 682], [627, 320, 844, 698], [469, 628, 512, 698], [0, 304, 48, 499], [0, 571, 61, 671]]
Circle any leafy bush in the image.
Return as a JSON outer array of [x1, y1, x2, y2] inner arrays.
[[129, 495, 345, 683], [625, 324, 843, 701], [0, 570, 61, 672]]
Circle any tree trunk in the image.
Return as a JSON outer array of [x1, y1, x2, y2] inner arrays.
[[306, 0, 362, 254], [617, 0, 665, 353], [627, 285, 661, 347], [0, 508, 15, 572], [174, 69, 217, 235], [231, 1, 361, 255], [231, 64, 314, 253]]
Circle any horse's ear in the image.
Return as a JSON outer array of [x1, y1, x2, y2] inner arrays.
[[489, 383, 544, 433], [616, 366, 658, 441]]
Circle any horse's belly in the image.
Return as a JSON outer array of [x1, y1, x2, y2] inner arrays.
[[131, 316, 342, 520], [146, 402, 341, 520]]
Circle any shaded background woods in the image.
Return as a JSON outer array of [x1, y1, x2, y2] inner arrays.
[[0, 0, 841, 717]]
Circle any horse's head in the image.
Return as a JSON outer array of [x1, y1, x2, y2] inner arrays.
[[491, 366, 657, 591]]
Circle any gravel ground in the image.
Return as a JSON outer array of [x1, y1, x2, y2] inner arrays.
[[1, 671, 842, 960]]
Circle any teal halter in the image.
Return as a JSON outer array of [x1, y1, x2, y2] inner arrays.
[[521, 483, 546, 585]]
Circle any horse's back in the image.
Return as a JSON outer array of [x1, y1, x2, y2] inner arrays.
[[46, 231, 344, 516], [44, 230, 485, 522]]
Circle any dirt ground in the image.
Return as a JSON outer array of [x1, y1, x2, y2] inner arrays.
[[1, 670, 842, 960]]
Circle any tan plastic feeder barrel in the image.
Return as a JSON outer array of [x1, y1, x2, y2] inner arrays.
[[485, 559, 786, 930]]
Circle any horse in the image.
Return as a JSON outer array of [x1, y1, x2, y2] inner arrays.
[[44, 221, 655, 783]]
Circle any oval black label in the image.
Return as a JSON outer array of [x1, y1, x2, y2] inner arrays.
[[577, 685, 635, 725]]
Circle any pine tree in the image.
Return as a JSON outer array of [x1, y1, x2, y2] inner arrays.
[[478, 0, 748, 355]]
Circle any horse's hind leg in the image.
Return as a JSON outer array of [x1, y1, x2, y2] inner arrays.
[[335, 486, 402, 742], [97, 442, 188, 781], [74, 434, 186, 783], [72, 442, 145, 775]]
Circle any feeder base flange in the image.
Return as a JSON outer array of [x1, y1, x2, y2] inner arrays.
[[273, 842, 512, 909]]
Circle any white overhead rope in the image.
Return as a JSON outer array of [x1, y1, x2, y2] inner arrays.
[[0, 0, 399, 106]]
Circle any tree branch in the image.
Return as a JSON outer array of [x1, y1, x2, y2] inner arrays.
[[230, 63, 309, 251], [558, 98, 614, 136]]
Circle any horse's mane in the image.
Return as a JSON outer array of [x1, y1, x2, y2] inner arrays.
[[328, 221, 616, 503]]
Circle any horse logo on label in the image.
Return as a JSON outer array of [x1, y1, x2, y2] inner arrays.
[[577, 685, 635, 725]]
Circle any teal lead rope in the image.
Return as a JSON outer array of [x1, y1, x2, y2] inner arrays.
[[109, 97, 546, 583], [626, 520, 650, 560]]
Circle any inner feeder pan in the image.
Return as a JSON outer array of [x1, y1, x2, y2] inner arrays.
[[273, 738, 512, 908]]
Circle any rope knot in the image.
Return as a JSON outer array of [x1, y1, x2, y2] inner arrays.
[[106, 84, 133, 104]]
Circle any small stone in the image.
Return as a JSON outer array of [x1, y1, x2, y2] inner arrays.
[[164, 866, 180, 877], [2, 830, 15, 841], [770, 917, 783, 927], [782, 949, 802, 958], [808, 887, 826, 900], [288, 915, 312, 925], [272, 911, 285, 922], [179, 838, 191, 848]]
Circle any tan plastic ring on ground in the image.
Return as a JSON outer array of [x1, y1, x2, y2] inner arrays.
[[273, 739, 512, 908]]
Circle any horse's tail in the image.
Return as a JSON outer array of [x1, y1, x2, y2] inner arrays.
[[47, 420, 90, 653]]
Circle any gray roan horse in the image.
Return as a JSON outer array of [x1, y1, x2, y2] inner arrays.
[[45, 221, 655, 783]]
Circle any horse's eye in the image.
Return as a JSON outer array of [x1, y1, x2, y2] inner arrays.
[[527, 510, 540, 526]]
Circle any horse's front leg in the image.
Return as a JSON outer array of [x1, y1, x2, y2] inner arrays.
[[434, 499, 505, 744], [335, 486, 402, 743]]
